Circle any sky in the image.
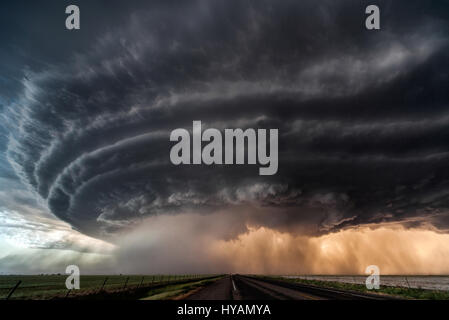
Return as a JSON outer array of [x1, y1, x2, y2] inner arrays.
[[1, 0, 449, 275]]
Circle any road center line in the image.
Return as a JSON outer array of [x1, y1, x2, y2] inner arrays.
[[232, 278, 237, 291]]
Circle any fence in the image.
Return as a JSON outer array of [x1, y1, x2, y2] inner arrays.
[[0, 274, 214, 300], [283, 275, 449, 291]]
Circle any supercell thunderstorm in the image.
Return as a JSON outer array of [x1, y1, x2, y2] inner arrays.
[[2, 0, 449, 248]]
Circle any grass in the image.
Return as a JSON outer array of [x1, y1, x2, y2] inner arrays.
[[260, 276, 449, 300], [0, 274, 214, 300], [141, 277, 222, 300], [7, 274, 447, 300]]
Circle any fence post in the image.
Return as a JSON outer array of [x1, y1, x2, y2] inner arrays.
[[98, 277, 108, 293], [5, 280, 21, 300], [137, 276, 144, 289], [405, 276, 411, 289], [123, 277, 130, 290]]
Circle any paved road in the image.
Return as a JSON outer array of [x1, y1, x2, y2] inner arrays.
[[186, 276, 233, 300], [186, 275, 395, 300]]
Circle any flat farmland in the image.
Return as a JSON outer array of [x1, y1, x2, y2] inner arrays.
[[0, 274, 208, 299]]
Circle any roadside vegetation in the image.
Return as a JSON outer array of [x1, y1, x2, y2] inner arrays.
[[141, 277, 221, 300], [260, 276, 449, 300], [0, 274, 220, 300]]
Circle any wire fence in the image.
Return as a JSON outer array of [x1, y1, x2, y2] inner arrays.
[[282, 275, 449, 291], [0, 274, 213, 300]]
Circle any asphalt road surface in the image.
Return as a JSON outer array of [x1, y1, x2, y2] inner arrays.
[[187, 275, 395, 300], [186, 276, 233, 300]]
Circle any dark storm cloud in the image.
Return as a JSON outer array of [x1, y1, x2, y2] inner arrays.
[[2, 0, 449, 239]]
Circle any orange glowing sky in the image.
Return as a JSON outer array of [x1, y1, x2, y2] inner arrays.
[[210, 225, 449, 275]]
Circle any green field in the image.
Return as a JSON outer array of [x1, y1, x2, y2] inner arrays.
[[0, 274, 212, 300], [260, 276, 449, 300]]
